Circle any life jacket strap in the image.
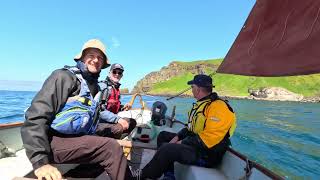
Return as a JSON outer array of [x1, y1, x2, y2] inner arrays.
[[78, 97, 92, 106]]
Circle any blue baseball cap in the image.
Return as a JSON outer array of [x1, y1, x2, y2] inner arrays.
[[187, 74, 213, 87]]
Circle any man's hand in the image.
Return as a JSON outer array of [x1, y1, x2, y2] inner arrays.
[[122, 103, 132, 111], [34, 164, 62, 180], [118, 118, 129, 130], [169, 136, 179, 144]]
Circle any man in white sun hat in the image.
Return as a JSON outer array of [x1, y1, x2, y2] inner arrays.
[[21, 39, 132, 180]]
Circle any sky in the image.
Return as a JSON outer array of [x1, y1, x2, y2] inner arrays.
[[0, 0, 255, 91]]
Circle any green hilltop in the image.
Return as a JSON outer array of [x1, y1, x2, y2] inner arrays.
[[145, 59, 320, 97]]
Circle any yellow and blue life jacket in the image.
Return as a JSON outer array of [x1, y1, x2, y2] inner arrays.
[[188, 97, 236, 148], [50, 67, 99, 135]]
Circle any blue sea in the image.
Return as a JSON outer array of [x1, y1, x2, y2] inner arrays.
[[0, 90, 319, 179]]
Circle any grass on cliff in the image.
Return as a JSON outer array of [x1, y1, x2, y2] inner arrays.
[[150, 72, 195, 95], [149, 59, 320, 97], [173, 59, 223, 66], [213, 73, 320, 97]]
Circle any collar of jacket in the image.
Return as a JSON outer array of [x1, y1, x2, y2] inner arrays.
[[106, 76, 121, 89], [197, 92, 218, 102], [76, 61, 100, 83]]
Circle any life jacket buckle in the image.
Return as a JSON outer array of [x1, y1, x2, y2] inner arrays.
[[78, 97, 92, 106]]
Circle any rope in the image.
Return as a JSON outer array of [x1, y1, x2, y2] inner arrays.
[[166, 71, 217, 101], [239, 158, 252, 180]]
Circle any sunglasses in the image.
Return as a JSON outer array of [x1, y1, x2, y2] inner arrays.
[[112, 70, 123, 75]]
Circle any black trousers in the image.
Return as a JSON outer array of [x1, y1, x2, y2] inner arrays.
[[141, 131, 199, 179]]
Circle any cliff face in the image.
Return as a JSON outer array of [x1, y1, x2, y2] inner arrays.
[[131, 59, 320, 102], [131, 61, 218, 93]]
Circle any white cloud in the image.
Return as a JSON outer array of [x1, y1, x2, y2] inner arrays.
[[111, 37, 120, 48]]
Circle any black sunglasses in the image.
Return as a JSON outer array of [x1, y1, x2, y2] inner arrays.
[[112, 70, 123, 75]]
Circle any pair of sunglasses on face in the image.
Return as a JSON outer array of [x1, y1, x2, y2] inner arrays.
[[112, 70, 123, 75]]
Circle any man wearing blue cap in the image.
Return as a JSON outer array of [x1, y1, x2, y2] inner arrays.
[[132, 74, 237, 180]]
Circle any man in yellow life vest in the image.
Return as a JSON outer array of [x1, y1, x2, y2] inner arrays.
[[132, 74, 237, 180]]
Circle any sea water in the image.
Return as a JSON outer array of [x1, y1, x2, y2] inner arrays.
[[0, 90, 319, 179]]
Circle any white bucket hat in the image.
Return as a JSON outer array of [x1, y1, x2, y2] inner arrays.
[[74, 39, 110, 69]]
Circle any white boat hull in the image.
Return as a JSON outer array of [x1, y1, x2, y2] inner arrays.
[[119, 109, 282, 180], [0, 123, 24, 153], [0, 108, 282, 179]]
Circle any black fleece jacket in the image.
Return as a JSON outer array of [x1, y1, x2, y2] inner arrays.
[[21, 68, 99, 170]]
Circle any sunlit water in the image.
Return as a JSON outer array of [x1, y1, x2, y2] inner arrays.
[[1, 90, 319, 179]]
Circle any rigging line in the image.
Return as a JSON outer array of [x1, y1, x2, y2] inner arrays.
[[248, 24, 261, 56], [166, 71, 217, 101], [275, 10, 293, 48], [306, 7, 320, 40]]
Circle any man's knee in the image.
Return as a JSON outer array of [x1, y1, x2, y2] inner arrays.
[[157, 131, 176, 147], [100, 137, 122, 152], [157, 131, 167, 147], [158, 131, 172, 141], [158, 131, 168, 138], [157, 143, 178, 156], [128, 118, 136, 131]]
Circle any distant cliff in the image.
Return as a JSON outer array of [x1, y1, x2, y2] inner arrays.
[[132, 59, 221, 94], [131, 59, 320, 102]]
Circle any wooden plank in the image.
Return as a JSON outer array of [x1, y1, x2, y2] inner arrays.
[[117, 140, 157, 150], [0, 122, 23, 129], [15, 140, 154, 180], [13, 178, 85, 180]]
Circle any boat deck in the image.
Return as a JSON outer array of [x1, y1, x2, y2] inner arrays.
[[0, 149, 32, 180]]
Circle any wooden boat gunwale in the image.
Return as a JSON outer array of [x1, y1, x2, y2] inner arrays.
[[227, 147, 284, 180], [0, 122, 23, 129]]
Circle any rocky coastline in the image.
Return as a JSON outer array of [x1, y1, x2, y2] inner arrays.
[[131, 61, 219, 94]]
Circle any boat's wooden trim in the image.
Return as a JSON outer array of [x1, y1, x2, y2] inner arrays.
[[228, 147, 284, 180], [117, 140, 157, 150], [249, 160, 284, 180], [129, 107, 150, 111], [227, 147, 248, 161], [15, 140, 154, 180], [128, 93, 148, 110], [0, 122, 23, 129]]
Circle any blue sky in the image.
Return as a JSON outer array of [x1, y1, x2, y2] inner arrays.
[[0, 0, 255, 91]]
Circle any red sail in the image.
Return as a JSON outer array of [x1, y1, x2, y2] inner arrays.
[[217, 0, 320, 76]]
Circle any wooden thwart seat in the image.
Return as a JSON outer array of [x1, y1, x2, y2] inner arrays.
[[175, 163, 227, 180], [13, 140, 155, 180], [174, 150, 249, 180]]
